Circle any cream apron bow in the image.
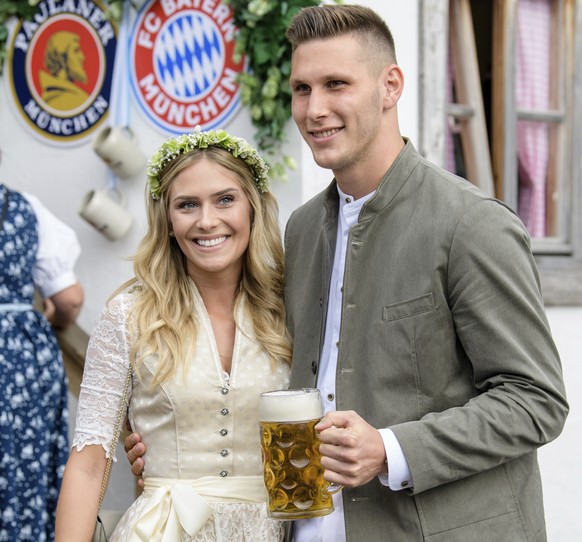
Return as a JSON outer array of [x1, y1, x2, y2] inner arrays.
[[129, 475, 266, 541]]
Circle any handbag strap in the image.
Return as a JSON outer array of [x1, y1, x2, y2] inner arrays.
[[97, 364, 132, 510]]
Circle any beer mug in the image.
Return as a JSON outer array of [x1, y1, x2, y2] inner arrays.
[[92, 125, 147, 179], [78, 187, 133, 241], [259, 388, 342, 520]]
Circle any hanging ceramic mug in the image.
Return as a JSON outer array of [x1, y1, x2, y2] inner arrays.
[[92, 126, 147, 179], [78, 187, 133, 241]]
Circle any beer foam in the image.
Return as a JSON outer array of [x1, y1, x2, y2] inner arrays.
[[259, 388, 323, 422]]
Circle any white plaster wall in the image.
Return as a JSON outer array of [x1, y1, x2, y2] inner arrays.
[[1, 0, 578, 537], [539, 307, 582, 541]]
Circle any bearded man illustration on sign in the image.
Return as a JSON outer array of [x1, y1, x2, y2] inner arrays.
[[40, 31, 89, 111]]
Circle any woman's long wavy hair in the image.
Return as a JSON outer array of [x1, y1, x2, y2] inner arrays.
[[118, 146, 291, 385]]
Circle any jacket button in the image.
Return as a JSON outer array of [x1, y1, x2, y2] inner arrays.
[[311, 361, 317, 374], [220, 470, 228, 477], [220, 449, 229, 457], [220, 429, 228, 436]]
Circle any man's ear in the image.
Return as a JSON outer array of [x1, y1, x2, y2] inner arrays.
[[382, 64, 404, 109]]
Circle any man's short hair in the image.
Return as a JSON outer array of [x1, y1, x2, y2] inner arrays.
[[286, 4, 397, 64]]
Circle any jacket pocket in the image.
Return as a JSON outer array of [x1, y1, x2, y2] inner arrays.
[[414, 466, 531, 542], [383, 292, 435, 322], [423, 511, 528, 542]]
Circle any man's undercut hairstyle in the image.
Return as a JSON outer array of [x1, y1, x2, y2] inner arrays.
[[286, 4, 397, 64]]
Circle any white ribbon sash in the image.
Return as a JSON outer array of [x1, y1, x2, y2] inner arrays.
[[129, 475, 267, 542]]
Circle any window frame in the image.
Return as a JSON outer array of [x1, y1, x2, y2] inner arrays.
[[419, 0, 582, 304]]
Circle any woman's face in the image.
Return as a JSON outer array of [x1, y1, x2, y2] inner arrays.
[[167, 157, 252, 283]]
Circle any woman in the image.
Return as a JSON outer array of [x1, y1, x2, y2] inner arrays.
[[0, 183, 83, 541], [55, 128, 292, 541]]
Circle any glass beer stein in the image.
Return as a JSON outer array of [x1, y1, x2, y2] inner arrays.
[[259, 388, 342, 520]]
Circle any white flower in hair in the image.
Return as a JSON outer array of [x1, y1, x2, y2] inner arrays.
[[146, 126, 270, 200]]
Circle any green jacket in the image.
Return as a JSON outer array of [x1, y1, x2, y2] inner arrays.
[[284, 140, 568, 541]]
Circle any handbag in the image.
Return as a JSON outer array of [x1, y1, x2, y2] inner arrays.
[[92, 510, 125, 542], [91, 364, 132, 542]]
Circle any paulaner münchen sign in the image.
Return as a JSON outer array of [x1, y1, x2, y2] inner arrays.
[[8, 0, 116, 146]]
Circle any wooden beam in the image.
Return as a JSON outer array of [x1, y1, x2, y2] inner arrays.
[[449, 0, 495, 195]]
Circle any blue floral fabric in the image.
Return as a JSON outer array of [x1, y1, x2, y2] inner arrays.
[[0, 186, 68, 542]]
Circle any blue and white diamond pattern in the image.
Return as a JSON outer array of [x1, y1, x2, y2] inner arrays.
[[154, 12, 224, 101]]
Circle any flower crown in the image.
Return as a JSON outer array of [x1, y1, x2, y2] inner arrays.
[[146, 126, 270, 200]]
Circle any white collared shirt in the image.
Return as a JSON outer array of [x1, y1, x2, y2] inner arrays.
[[292, 186, 412, 542]]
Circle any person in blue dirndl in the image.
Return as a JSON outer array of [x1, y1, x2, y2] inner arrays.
[[0, 183, 83, 541]]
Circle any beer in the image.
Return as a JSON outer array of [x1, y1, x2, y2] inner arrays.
[[259, 389, 341, 520]]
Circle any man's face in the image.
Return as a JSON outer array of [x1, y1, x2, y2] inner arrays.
[[289, 34, 387, 182]]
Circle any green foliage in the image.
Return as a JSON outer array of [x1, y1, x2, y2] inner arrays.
[[0, 0, 38, 74], [225, 0, 340, 181]]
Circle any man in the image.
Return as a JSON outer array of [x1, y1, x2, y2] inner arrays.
[[127, 5, 568, 541]]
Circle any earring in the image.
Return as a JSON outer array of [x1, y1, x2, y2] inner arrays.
[[169, 231, 175, 238]]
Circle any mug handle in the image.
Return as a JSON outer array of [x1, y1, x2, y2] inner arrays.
[[325, 481, 343, 494], [318, 417, 344, 494], [107, 186, 126, 207], [123, 126, 135, 141]]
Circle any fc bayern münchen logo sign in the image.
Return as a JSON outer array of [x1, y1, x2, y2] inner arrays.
[[130, 0, 246, 134], [7, 0, 117, 146]]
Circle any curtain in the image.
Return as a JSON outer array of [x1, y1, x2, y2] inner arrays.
[[516, 0, 551, 238]]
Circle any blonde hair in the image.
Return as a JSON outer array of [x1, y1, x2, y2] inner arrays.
[[119, 146, 291, 385]]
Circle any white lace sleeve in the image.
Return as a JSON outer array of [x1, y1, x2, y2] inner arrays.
[[72, 288, 136, 460]]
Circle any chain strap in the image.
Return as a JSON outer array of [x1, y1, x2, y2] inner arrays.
[[97, 364, 132, 510]]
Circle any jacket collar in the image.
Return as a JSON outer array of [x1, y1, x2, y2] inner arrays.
[[322, 138, 421, 222]]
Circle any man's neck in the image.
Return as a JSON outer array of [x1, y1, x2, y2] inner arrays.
[[335, 137, 406, 200]]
